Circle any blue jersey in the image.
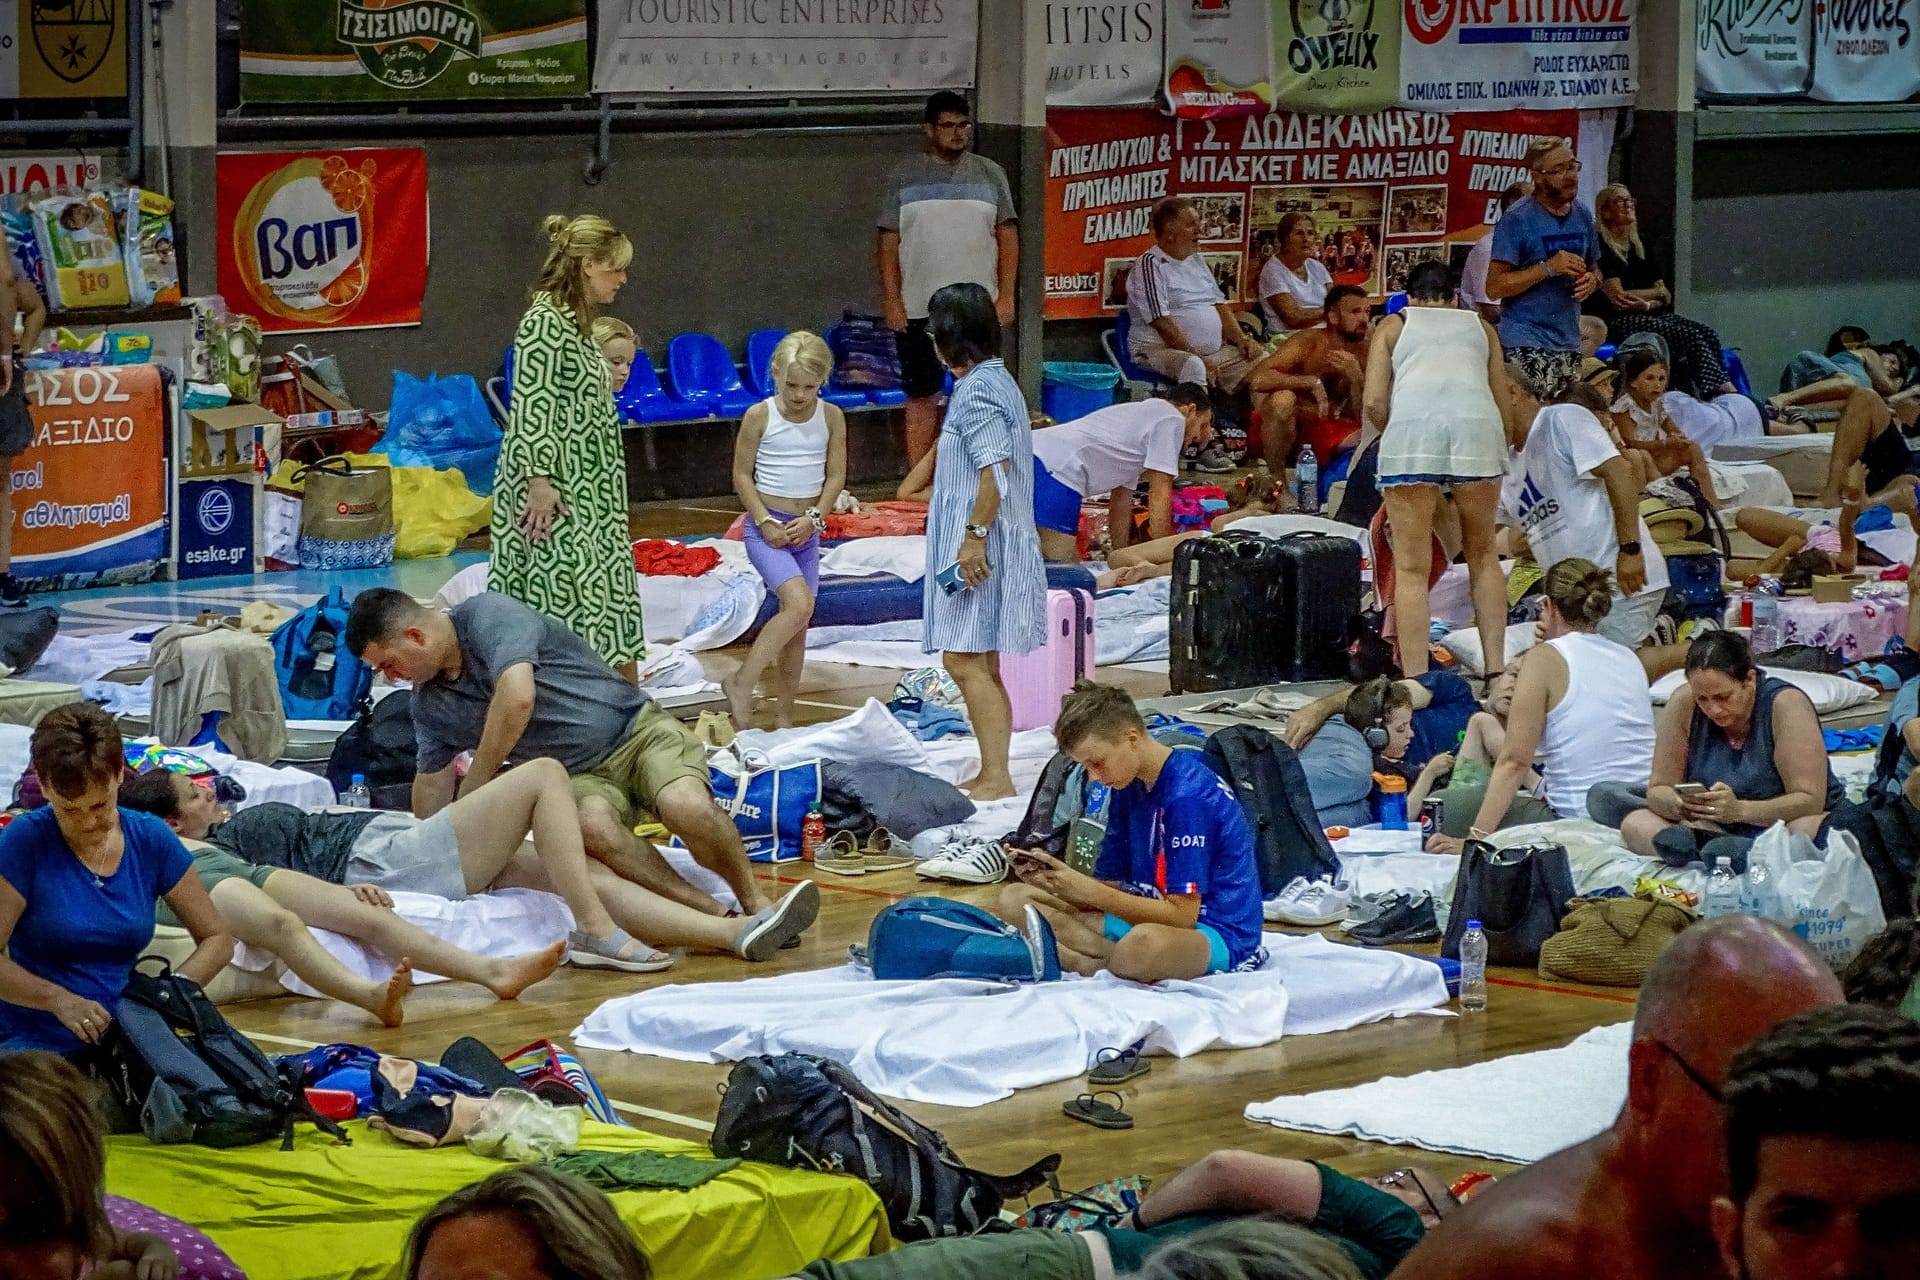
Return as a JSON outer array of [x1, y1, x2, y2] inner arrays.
[[1490, 196, 1601, 353], [0, 807, 193, 1054], [1094, 750, 1265, 965]]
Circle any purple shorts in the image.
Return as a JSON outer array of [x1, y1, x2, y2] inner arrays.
[[742, 509, 821, 595]]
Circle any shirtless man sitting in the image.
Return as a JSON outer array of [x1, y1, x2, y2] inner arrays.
[[1246, 284, 1372, 477], [1390, 916, 1842, 1280]]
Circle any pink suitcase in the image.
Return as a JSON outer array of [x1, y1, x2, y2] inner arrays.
[[1003, 588, 1096, 732]]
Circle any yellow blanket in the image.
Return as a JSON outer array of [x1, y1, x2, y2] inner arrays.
[[104, 1121, 889, 1280]]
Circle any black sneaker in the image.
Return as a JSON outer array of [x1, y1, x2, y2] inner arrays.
[[1348, 892, 1441, 946], [0, 574, 26, 609]]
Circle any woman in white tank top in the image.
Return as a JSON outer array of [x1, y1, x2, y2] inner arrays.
[[725, 331, 847, 729], [1424, 558, 1656, 853], [1362, 259, 1513, 691]]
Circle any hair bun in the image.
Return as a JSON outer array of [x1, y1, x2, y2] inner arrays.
[[542, 213, 571, 244]]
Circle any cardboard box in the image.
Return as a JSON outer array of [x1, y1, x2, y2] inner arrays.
[[184, 403, 282, 478], [1811, 574, 1864, 604]]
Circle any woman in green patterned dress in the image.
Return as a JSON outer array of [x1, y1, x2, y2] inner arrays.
[[492, 213, 645, 679]]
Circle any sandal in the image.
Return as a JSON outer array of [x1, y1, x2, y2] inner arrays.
[[814, 830, 868, 877], [1063, 1091, 1133, 1130], [1088, 1040, 1151, 1087], [565, 926, 674, 974], [858, 827, 916, 873]]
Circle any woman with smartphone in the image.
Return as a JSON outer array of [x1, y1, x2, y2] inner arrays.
[[919, 283, 1045, 801], [1591, 630, 1844, 868]]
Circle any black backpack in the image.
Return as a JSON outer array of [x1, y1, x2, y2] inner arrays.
[[325, 689, 417, 810], [1202, 725, 1341, 896], [102, 960, 347, 1149], [710, 1053, 1057, 1242]]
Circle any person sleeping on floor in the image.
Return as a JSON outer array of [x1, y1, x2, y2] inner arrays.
[[995, 682, 1266, 981]]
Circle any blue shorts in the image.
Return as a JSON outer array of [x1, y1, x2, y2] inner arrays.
[[1031, 454, 1084, 536], [1104, 913, 1232, 975]]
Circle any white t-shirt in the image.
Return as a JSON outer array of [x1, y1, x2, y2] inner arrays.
[[1660, 390, 1762, 449], [1127, 245, 1227, 356], [1257, 256, 1332, 332], [1502, 404, 1669, 596], [1032, 400, 1184, 497], [1457, 234, 1496, 312]]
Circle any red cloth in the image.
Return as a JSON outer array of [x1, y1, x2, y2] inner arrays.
[[632, 539, 720, 576], [826, 501, 928, 539]]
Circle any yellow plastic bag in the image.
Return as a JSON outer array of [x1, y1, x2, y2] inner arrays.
[[267, 453, 490, 560]]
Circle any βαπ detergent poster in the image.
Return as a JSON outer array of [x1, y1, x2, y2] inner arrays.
[[1044, 106, 1579, 319], [216, 147, 430, 334]]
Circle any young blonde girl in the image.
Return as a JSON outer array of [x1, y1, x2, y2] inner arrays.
[[723, 332, 848, 728], [590, 316, 637, 396]]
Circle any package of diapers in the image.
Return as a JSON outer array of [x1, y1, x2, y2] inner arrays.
[[121, 187, 181, 307], [31, 189, 130, 309]]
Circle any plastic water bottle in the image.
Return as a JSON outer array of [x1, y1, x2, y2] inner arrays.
[[1705, 855, 1739, 918], [1294, 445, 1320, 514], [1750, 590, 1779, 655], [1739, 857, 1779, 921], [1372, 772, 1409, 829], [343, 774, 371, 809], [1459, 920, 1489, 1012]]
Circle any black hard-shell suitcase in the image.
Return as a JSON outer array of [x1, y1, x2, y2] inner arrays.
[[1169, 532, 1291, 694], [1273, 531, 1364, 681]]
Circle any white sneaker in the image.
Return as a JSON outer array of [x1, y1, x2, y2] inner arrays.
[[1261, 876, 1314, 923], [915, 838, 1010, 885], [1266, 878, 1354, 926]]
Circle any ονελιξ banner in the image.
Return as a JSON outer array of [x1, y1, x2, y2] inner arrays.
[[239, 0, 587, 102], [1809, 0, 1920, 101], [1695, 0, 1813, 97], [593, 0, 977, 95], [16, 364, 169, 586], [1047, 0, 1164, 106], [216, 148, 430, 335], [1043, 105, 1580, 319], [0, 0, 128, 99]]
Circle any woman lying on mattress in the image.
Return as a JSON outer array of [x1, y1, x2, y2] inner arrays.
[[1589, 630, 1844, 871]]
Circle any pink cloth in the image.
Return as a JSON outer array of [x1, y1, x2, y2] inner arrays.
[[104, 1195, 246, 1280], [1802, 523, 1843, 555], [1776, 595, 1908, 662]]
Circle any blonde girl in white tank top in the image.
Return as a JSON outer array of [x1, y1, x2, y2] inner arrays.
[[723, 331, 847, 729]]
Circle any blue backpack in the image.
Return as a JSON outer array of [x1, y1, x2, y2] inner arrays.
[[273, 586, 374, 721], [864, 896, 1061, 983]]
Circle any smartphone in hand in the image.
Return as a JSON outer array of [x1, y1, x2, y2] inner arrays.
[[936, 561, 966, 595]]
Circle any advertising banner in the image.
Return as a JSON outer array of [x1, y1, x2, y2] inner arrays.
[[0, 0, 126, 99], [1810, 0, 1920, 102], [216, 148, 430, 335], [1696, 0, 1814, 97], [0, 153, 103, 197], [17, 363, 168, 585], [1397, 0, 1638, 112], [593, 0, 977, 95], [239, 0, 587, 102], [1044, 105, 1580, 320], [1047, 0, 1163, 106]]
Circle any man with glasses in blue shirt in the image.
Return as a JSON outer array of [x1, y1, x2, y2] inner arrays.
[[1486, 137, 1602, 400]]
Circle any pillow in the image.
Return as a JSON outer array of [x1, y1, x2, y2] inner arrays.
[[1435, 623, 1539, 677], [820, 536, 927, 583], [1648, 666, 1878, 714]]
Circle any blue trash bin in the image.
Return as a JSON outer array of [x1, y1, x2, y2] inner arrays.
[[1041, 362, 1121, 423]]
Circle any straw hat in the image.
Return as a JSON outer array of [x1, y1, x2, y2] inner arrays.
[[1640, 497, 1703, 543]]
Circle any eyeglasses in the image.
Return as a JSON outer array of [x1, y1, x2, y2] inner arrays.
[[932, 119, 973, 133], [1535, 158, 1583, 175], [1378, 1168, 1449, 1220], [1653, 1039, 1725, 1104]]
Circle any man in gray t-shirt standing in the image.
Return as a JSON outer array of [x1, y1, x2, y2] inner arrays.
[[347, 590, 811, 951], [878, 90, 1019, 466]]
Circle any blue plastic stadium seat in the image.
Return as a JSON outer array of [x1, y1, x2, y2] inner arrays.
[[668, 333, 758, 417], [615, 348, 708, 424], [1594, 342, 1617, 362], [863, 387, 909, 406], [1104, 311, 1168, 393], [744, 328, 787, 398], [1384, 292, 1408, 315]]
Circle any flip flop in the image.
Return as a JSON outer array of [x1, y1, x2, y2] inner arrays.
[[1088, 1041, 1151, 1087], [814, 831, 868, 877], [1064, 1091, 1133, 1130]]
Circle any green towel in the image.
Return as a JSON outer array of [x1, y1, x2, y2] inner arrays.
[[551, 1149, 742, 1192]]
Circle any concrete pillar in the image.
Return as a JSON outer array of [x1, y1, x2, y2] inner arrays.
[[1622, 0, 1695, 301], [142, 0, 221, 294], [973, 0, 1049, 395]]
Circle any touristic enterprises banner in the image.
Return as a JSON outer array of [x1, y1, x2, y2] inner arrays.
[[1047, 0, 1163, 106], [1163, 0, 1635, 117], [239, 0, 588, 102], [1043, 105, 1580, 320], [216, 148, 430, 334], [1809, 0, 1920, 102], [593, 0, 977, 95], [0, 0, 127, 98], [1695, 0, 1814, 97]]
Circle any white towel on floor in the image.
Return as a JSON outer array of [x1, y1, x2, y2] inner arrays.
[[572, 931, 1448, 1107], [1245, 1021, 1630, 1163]]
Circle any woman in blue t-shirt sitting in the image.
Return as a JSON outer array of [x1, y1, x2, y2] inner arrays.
[[0, 703, 232, 1056]]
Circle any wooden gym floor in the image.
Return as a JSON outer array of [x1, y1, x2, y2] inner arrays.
[[212, 490, 1635, 1233]]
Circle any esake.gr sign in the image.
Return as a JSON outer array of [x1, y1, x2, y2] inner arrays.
[[215, 147, 430, 334]]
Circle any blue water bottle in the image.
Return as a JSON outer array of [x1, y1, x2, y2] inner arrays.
[[1372, 772, 1409, 830]]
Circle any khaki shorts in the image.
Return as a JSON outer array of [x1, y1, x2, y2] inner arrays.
[[571, 700, 710, 827]]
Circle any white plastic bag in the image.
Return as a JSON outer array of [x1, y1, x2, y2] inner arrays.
[[463, 1088, 580, 1163], [1747, 822, 1888, 970]]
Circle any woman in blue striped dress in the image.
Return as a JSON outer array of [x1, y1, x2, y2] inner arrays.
[[922, 283, 1047, 800]]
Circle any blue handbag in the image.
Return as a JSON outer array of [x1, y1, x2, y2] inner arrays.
[[708, 746, 821, 863]]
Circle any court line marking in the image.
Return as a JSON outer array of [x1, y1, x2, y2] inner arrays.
[[794, 698, 861, 712], [1489, 975, 1637, 1005], [237, 1031, 717, 1133]]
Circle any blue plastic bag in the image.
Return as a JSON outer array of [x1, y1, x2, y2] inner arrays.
[[375, 371, 502, 495]]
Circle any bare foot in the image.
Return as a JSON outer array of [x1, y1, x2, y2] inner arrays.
[[487, 941, 565, 1000], [1875, 475, 1920, 518], [368, 960, 413, 1028], [720, 673, 755, 731], [962, 774, 1018, 801]]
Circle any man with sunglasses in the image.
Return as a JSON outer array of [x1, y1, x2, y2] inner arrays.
[[1392, 916, 1840, 1280], [1485, 137, 1601, 400]]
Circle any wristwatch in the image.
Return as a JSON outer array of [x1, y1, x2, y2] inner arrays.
[[1618, 540, 1642, 556], [966, 523, 991, 540]]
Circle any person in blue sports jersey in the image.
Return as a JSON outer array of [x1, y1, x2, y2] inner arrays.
[[998, 682, 1266, 981]]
